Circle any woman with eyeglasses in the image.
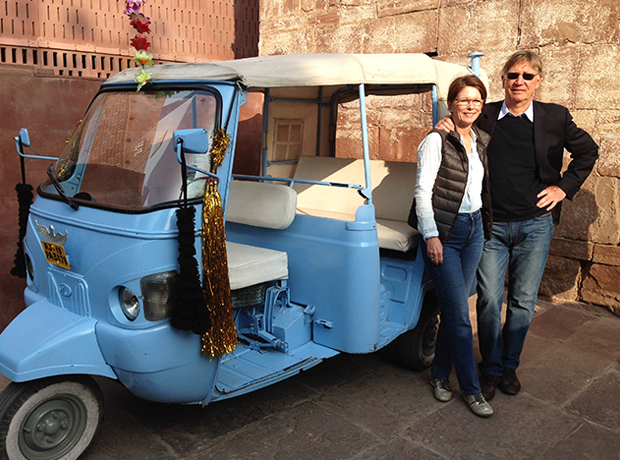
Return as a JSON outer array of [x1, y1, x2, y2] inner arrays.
[[409, 74, 493, 417]]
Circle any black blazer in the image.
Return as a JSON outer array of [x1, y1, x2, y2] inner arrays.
[[477, 101, 599, 223]]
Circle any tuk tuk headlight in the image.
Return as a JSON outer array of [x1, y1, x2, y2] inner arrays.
[[141, 271, 177, 321], [119, 287, 140, 321]]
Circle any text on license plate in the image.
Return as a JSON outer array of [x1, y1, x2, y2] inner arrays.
[[41, 241, 71, 269]]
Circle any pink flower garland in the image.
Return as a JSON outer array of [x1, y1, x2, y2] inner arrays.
[[124, 0, 154, 90]]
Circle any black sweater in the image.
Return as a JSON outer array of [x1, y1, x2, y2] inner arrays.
[[488, 114, 547, 222]]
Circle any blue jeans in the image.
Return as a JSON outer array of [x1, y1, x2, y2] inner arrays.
[[423, 211, 484, 396], [476, 212, 554, 376]]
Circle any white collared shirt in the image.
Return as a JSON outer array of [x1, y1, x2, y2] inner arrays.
[[498, 100, 534, 122], [414, 131, 484, 240]]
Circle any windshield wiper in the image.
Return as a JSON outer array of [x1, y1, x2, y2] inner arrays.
[[46, 164, 79, 210]]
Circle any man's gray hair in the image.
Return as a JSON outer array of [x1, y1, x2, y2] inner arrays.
[[501, 50, 543, 76]]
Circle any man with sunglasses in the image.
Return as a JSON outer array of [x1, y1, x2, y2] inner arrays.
[[436, 50, 598, 401]]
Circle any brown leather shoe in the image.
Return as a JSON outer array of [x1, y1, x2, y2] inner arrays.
[[479, 373, 501, 401], [499, 368, 521, 395]]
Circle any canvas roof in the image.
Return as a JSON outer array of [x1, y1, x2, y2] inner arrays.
[[105, 53, 488, 100]]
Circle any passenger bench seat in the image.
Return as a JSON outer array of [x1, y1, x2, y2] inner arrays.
[[225, 180, 296, 290], [293, 156, 419, 252]]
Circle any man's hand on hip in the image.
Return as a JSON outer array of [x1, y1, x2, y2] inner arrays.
[[537, 185, 566, 210]]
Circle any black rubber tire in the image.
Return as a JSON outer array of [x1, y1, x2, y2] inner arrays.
[[0, 376, 103, 460], [398, 292, 440, 371]]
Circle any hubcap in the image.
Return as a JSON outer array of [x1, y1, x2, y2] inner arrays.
[[19, 395, 87, 459]]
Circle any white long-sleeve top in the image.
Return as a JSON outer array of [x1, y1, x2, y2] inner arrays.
[[414, 131, 484, 241]]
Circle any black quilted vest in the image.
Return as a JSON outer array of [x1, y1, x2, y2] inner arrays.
[[409, 126, 492, 241]]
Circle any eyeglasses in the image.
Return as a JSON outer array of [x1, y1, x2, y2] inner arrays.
[[455, 98, 483, 107], [506, 72, 537, 81]]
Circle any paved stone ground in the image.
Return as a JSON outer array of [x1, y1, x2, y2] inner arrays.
[[1, 298, 619, 459]]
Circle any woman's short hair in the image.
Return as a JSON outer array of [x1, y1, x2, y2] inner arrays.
[[500, 50, 543, 76], [447, 75, 487, 105]]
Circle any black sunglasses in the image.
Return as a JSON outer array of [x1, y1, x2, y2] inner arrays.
[[506, 72, 537, 81]]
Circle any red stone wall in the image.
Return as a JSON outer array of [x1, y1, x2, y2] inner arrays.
[[1, 0, 259, 77], [0, 65, 101, 330], [258, 0, 620, 315]]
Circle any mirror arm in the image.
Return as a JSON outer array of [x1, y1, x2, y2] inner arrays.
[[15, 137, 59, 161], [175, 139, 218, 180]]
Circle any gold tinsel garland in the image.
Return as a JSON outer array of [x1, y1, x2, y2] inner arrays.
[[210, 128, 231, 167], [200, 129, 237, 357]]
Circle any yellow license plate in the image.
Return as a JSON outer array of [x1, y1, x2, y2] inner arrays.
[[41, 241, 71, 270]]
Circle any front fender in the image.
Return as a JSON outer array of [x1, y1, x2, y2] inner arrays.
[[0, 300, 116, 382]]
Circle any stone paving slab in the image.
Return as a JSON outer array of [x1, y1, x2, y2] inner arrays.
[[539, 421, 620, 460], [190, 401, 379, 460], [126, 380, 316, 454], [521, 306, 620, 408], [314, 364, 440, 439], [0, 299, 618, 459], [353, 435, 445, 460], [567, 361, 620, 431], [527, 303, 595, 340], [405, 394, 581, 460]]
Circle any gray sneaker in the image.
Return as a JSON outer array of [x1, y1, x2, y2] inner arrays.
[[464, 393, 493, 417], [430, 378, 453, 402]]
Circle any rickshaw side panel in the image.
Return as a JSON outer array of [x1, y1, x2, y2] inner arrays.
[[95, 322, 219, 404], [0, 300, 116, 382], [379, 246, 428, 328], [226, 209, 382, 354]]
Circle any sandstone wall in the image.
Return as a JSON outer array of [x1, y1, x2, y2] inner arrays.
[[258, 0, 620, 315]]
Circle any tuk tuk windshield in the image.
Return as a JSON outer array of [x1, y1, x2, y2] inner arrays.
[[45, 89, 218, 211]]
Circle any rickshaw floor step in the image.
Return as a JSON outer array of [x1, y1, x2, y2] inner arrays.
[[214, 341, 338, 397]]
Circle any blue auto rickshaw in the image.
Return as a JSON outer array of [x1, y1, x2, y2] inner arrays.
[[0, 52, 485, 460]]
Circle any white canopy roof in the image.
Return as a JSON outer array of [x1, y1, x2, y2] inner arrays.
[[105, 53, 487, 100]]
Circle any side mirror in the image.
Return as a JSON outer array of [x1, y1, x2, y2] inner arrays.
[[173, 129, 209, 154], [19, 128, 31, 147], [14, 128, 59, 161]]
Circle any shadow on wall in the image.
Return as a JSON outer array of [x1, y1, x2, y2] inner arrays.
[[232, 113, 262, 176], [539, 188, 599, 300], [371, 161, 418, 225], [233, 1, 259, 59]]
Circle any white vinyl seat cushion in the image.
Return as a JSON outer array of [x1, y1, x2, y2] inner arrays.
[[226, 242, 289, 291], [376, 219, 420, 252], [227, 180, 297, 229]]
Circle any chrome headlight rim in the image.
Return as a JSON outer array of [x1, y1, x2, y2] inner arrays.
[[119, 286, 140, 321]]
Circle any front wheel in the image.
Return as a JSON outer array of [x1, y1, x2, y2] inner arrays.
[[398, 292, 440, 371], [0, 376, 103, 460]]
